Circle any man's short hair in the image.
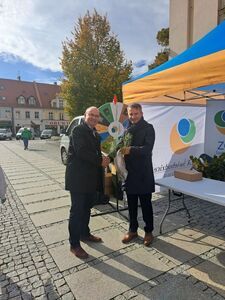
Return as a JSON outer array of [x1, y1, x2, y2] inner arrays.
[[127, 103, 142, 111]]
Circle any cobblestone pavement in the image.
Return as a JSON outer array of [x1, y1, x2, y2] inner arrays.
[[1, 141, 225, 300]]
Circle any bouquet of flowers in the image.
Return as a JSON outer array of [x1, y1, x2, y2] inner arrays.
[[103, 132, 132, 182]]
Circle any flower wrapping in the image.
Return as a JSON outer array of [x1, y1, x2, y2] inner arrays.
[[114, 150, 128, 182]]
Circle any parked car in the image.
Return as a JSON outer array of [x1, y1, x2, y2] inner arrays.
[[16, 127, 35, 140], [60, 116, 84, 165], [0, 128, 12, 140], [40, 129, 53, 139]]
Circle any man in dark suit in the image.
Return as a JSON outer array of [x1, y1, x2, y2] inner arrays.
[[65, 106, 110, 259], [121, 103, 155, 246]]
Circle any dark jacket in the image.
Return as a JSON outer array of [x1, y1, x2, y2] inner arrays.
[[65, 123, 103, 193], [124, 117, 155, 194]]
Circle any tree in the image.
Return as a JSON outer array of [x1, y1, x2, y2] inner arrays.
[[60, 10, 132, 117], [148, 27, 169, 70], [156, 27, 169, 47]]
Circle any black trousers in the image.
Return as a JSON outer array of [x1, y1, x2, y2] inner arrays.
[[69, 192, 95, 247], [127, 193, 154, 233]]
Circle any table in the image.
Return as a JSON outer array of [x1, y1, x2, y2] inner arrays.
[[155, 176, 225, 233]]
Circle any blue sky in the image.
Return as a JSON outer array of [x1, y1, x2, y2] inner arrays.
[[0, 0, 169, 84]]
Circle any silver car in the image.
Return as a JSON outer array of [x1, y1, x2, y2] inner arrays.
[[60, 116, 84, 165], [0, 128, 12, 140], [40, 129, 53, 139]]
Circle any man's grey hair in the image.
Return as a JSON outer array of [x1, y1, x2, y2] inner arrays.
[[127, 103, 142, 111]]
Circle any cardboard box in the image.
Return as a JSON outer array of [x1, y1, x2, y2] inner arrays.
[[174, 169, 202, 181], [104, 172, 113, 195]]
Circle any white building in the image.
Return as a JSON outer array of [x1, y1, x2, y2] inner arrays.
[[169, 0, 225, 57], [0, 78, 70, 135]]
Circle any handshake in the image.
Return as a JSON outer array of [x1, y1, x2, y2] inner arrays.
[[101, 146, 131, 167]]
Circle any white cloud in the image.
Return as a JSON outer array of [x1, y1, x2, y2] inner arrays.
[[0, 0, 169, 74]]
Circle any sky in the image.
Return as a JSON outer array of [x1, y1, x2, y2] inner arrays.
[[0, 0, 169, 84]]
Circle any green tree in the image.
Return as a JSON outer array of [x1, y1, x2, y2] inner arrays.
[[156, 27, 169, 47], [148, 27, 169, 70], [60, 10, 132, 117]]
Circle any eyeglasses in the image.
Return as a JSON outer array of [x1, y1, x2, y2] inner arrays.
[[87, 113, 100, 118]]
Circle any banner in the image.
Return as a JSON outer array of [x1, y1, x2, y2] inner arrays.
[[142, 104, 206, 180], [204, 100, 225, 156]]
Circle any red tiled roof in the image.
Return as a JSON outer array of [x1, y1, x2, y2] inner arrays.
[[0, 78, 61, 109]]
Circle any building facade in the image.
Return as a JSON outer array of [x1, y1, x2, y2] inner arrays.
[[0, 78, 70, 135], [169, 0, 225, 57]]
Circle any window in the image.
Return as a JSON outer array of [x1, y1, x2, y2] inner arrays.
[[67, 117, 84, 135], [52, 102, 57, 108], [25, 111, 30, 119], [219, 0, 225, 22], [49, 112, 53, 120], [0, 85, 4, 90], [28, 96, 36, 105], [59, 113, 64, 120], [59, 100, 64, 109], [15, 111, 20, 119], [18, 96, 26, 105], [0, 96, 6, 100], [35, 112, 39, 119]]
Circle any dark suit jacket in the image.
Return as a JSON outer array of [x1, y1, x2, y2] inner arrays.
[[124, 117, 155, 194], [65, 123, 103, 193]]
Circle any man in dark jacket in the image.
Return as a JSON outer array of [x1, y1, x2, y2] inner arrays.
[[65, 106, 110, 259], [121, 103, 155, 246]]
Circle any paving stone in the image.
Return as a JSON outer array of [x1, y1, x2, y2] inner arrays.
[[38, 222, 69, 245], [19, 190, 68, 204], [9, 176, 47, 185], [1, 279, 9, 287], [30, 207, 69, 226], [38, 216, 111, 246], [114, 296, 126, 300], [17, 185, 63, 197], [57, 284, 70, 295], [40, 272, 52, 280], [31, 286, 45, 297], [55, 278, 66, 288], [12, 180, 53, 190], [30, 296, 45, 300], [65, 247, 172, 300], [152, 228, 221, 265], [135, 276, 212, 300], [61, 293, 75, 300], [8, 289, 21, 298], [0, 295, 8, 300], [47, 292, 59, 300], [212, 294, 225, 300], [25, 197, 70, 213], [204, 288, 217, 297], [122, 289, 138, 299], [188, 251, 225, 297]]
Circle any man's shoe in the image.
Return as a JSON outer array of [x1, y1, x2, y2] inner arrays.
[[122, 232, 138, 243], [143, 232, 154, 246], [70, 246, 89, 259], [81, 234, 102, 243]]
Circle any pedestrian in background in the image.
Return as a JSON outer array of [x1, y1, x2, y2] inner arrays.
[[121, 103, 155, 246], [21, 127, 32, 150], [65, 106, 110, 259]]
